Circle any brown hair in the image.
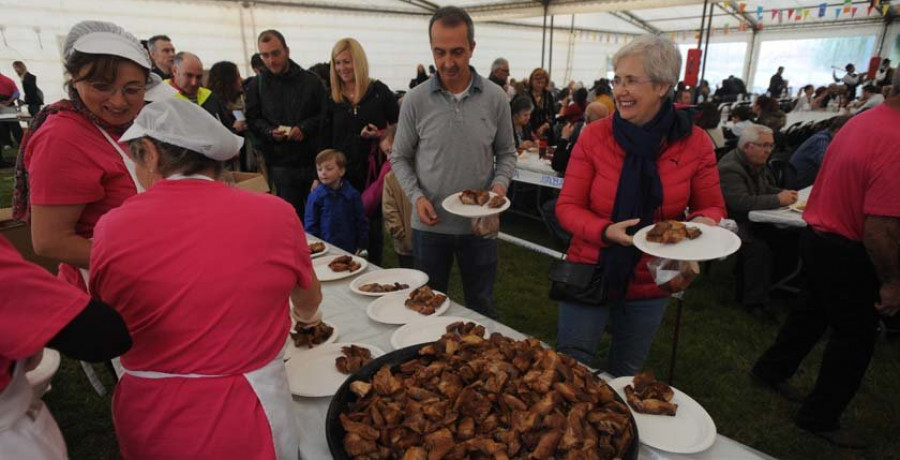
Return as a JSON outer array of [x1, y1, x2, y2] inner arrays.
[[128, 138, 223, 178], [258, 30, 287, 49], [316, 149, 347, 168], [528, 68, 549, 89], [64, 51, 149, 88]]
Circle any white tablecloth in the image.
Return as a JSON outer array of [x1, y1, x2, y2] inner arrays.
[[513, 151, 563, 189], [785, 111, 840, 127], [748, 187, 812, 228], [291, 240, 773, 459]]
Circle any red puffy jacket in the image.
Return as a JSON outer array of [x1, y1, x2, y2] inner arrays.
[[556, 116, 726, 300]]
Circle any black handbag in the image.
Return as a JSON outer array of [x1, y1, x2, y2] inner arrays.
[[548, 258, 609, 306]]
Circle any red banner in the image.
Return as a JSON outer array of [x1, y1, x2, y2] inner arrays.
[[684, 49, 702, 87]]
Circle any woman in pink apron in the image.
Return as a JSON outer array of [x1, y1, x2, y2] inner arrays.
[[90, 97, 322, 459], [0, 236, 131, 459]]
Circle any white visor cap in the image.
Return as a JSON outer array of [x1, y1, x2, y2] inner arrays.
[[120, 97, 243, 161], [65, 21, 152, 70]]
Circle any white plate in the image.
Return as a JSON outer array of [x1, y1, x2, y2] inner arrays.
[[790, 201, 807, 213], [282, 322, 339, 362], [285, 342, 384, 397], [633, 222, 741, 262], [390, 316, 488, 350], [609, 376, 717, 454], [366, 290, 451, 325], [441, 191, 510, 218], [349, 268, 429, 297], [307, 240, 329, 259], [313, 255, 368, 282]]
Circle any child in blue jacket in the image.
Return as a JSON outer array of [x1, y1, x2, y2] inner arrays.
[[304, 150, 368, 253]]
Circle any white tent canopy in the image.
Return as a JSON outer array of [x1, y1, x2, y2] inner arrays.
[[0, 0, 897, 104]]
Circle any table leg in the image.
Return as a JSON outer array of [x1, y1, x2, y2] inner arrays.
[[668, 297, 684, 385]]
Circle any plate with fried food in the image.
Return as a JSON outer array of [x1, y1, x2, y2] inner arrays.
[[283, 320, 339, 362], [314, 254, 368, 281], [348, 268, 429, 297], [285, 343, 384, 398], [633, 221, 740, 262], [307, 239, 329, 259], [366, 286, 450, 325], [389, 316, 488, 350], [609, 373, 716, 454], [790, 200, 807, 213], [442, 189, 510, 218]]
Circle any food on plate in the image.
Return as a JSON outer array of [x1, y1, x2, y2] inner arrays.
[[404, 286, 447, 315], [487, 195, 506, 209], [329, 255, 362, 273], [459, 189, 490, 206], [794, 201, 807, 211], [309, 241, 326, 254], [623, 371, 677, 416], [339, 331, 635, 459], [290, 321, 334, 348], [359, 282, 410, 293], [336, 345, 374, 375], [445, 321, 485, 338], [646, 220, 702, 244]]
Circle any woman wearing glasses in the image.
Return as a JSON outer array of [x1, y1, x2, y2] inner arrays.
[[14, 21, 161, 291], [554, 34, 726, 376]]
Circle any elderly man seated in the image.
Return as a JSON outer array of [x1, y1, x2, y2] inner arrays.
[[719, 124, 799, 317]]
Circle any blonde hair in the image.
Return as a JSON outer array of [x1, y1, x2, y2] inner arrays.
[[316, 149, 347, 168], [330, 38, 370, 104]]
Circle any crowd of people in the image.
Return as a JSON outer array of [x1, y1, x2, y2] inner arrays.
[[1, 3, 898, 458]]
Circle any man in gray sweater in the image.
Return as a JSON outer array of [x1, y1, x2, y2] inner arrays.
[[719, 124, 798, 317], [390, 6, 516, 318]]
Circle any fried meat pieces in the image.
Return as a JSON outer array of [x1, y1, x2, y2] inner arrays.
[[290, 322, 334, 348], [404, 286, 447, 315], [624, 371, 677, 416], [309, 241, 326, 254], [646, 220, 702, 245], [330, 255, 362, 273], [359, 282, 410, 293], [340, 332, 635, 459], [460, 190, 506, 209], [336, 345, 374, 375]]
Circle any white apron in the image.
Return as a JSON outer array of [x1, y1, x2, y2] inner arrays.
[[0, 361, 68, 459]]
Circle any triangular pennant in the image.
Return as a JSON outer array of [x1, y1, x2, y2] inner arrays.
[[843, 5, 851, 13], [803, 9, 811, 19], [739, 21, 748, 31], [844, 0, 851, 5], [757, 5, 764, 20], [796, 10, 803, 21], [852, 7, 858, 17], [884, 4, 890, 15], [868, 5, 875, 15], [739, 2, 746, 13], [756, 22, 764, 30], [819, 3, 828, 17], [724, 22, 730, 34], [787, 8, 794, 19], [835, 7, 841, 18], [772, 9, 780, 20]]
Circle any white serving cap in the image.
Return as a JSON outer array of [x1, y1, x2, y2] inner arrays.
[[64, 21, 152, 70], [120, 97, 243, 161]]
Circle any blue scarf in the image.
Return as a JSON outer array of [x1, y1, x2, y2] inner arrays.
[[602, 98, 692, 301]]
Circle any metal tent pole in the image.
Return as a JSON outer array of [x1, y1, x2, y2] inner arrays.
[[549, 15, 555, 81], [541, 3, 548, 68]]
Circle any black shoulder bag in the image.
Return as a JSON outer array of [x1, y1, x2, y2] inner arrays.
[[548, 256, 608, 306]]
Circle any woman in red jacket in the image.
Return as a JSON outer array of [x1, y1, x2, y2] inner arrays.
[[555, 35, 726, 376]]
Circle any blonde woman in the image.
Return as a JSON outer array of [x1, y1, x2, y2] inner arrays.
[[526, 67, 556, 142], [320, 37, 399, 265]]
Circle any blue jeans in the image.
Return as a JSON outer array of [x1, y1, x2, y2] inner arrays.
[[412, 230, 498, 319], [557, 297, 669, 376]]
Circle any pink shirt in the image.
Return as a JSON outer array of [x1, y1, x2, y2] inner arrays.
[[804, 104, 900, 241], [90, 179, 313, 459], [0, 237, 88, 392], [24, 110, 138, 289]]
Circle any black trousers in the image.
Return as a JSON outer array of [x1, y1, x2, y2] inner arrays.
[[0, 121, 23, 146], [753, 229, 879, 431]]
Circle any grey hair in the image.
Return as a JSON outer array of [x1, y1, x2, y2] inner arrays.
[[738, 124, 774, 151], [892, 66, 900, 97], [173, 51, 200, 70], [147, 35, 171, 52], [613, 34, 681, 97], [510, 95, 534, 116], [491, 58, 509, 73]]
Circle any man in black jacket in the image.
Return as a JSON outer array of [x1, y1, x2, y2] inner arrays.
[[12, 61, 42, 117], [246, 30, 325, 217]]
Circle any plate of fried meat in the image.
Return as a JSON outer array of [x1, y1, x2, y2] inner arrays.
[[366, 286, 450, 325], [633, 220, 740, 261], [349, 268, 429, 297], [283, 320, 339, 361], [442, 189, 510, 218], [308, 239, 329, 259], [314, 255, 369, 281], [285, 343, 385, 398], [609, 372, 715, 454], [390, 317, 488, 350]]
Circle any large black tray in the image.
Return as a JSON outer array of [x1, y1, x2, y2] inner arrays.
[[325, 342, 639, 460]]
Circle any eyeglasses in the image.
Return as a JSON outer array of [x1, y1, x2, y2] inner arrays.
[[612, 76, 654, 89], [750, 142, 775, 150], [82, 80, 146, 98]]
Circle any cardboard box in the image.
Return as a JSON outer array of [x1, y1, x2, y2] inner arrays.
[[0, 208, 59, 274], [230, 172, 269, 193]]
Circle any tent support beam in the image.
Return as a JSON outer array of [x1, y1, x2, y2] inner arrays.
[[610, 11, 661, 34]]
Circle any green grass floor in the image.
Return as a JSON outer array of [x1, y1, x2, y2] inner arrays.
[[3, 169, 899, 459]]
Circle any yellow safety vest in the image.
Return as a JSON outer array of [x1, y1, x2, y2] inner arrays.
[[165, 79, 213, 106]]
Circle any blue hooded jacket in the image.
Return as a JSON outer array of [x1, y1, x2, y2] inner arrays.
[[304, 180, 368, 253]]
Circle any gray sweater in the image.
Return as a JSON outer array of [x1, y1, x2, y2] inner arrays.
[[718, 148, 782, 222], [390, 70, 517, 234]]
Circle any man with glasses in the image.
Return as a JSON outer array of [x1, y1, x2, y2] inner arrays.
[[718, 123, 799, 317], [488, 57, 510, 94]]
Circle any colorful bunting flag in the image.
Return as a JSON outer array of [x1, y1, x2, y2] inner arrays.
[[724, 22, 730, 34], [843, 5, 851, 13], [772, 9, 779, 20], [868, 5, 875, 15], [803, 9, 811, 19], [739, 2, 746, 13], [883, 4, 890, 15], [819, 3, 827, 17], [739, 21, 748, 31], [835, 8, 841, 18], [851, 7, 858, 17], [787, 8, 794, 19], [757, 6, 763, 20]]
